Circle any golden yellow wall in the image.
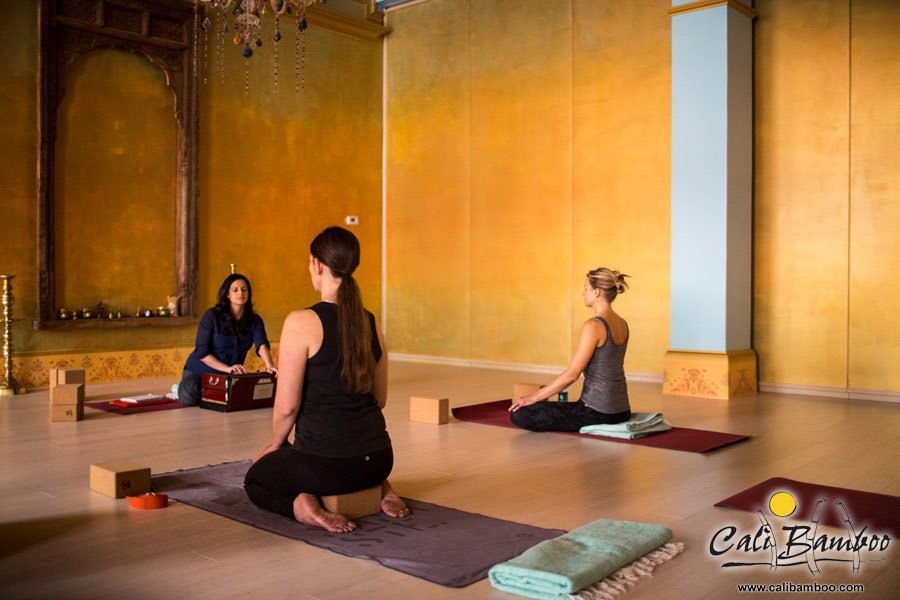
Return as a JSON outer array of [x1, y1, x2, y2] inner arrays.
[[755, 0, 900, 392], [848, 0, 900, 391], [754, 0, 850, 388], [388, 0, 898, 393], [199, 21, 384, 338], [386, 0, 671, 374], [2, 1, 382, 385], [572, 1, 670, 375], [385, 0, 472, 358]]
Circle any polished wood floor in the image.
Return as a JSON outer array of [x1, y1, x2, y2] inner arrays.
[[1, 361, 898, 599]]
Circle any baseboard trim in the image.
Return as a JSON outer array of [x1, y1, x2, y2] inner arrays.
[[387, 353, 664, 383], [389, 353, 897, 402], [388, 352, 560, 374], [758, 382, 900, 404]]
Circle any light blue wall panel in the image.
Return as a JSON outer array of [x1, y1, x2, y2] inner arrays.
[[671, 6, 729, 351]]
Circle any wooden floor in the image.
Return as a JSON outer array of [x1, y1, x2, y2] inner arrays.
[[1, 361, 898, 599]]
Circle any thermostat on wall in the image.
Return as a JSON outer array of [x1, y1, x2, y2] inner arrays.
[[345, 216, 359, 225]]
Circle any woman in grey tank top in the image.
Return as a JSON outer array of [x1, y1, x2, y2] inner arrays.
[[509, 268, 632, 432]]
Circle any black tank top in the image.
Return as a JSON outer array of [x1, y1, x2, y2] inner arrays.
[[293, 302, 391, 458]]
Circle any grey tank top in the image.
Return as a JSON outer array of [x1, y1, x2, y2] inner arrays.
[[579, 316, 630, 414]]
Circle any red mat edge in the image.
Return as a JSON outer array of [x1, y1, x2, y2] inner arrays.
[[450, 399, 751, 453]]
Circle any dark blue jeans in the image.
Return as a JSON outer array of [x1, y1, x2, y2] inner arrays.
[[510, 400, 631, 432], [177, 370, 202, 406]]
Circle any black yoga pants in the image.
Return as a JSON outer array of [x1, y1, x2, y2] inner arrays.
[[244, 445, 393, 518], [509, 400, 631, 432]]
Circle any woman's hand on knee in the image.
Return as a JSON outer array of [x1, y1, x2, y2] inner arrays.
[[509, 393, 541, 412], [253, 442, 282, 463]]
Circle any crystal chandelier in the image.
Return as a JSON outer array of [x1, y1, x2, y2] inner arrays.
[[196, 0, 318, 93]]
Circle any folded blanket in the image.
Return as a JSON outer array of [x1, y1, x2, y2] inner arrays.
[[579, 422, 672, 439], [579, 413, 672, 439], [488, 519, 672, 600]]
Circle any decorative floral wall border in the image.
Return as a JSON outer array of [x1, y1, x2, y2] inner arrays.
[[12, 344, 280, 390]]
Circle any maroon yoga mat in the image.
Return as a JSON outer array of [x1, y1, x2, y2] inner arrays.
[[451, 399, 749, 453], [715, 478, 900, 535], [86, 399, 184, 415]]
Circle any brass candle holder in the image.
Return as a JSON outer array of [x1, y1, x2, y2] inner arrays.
[[0, 275, 23, 396]]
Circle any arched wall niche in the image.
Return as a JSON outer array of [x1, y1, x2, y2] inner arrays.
[[36, 0, 198, 329]]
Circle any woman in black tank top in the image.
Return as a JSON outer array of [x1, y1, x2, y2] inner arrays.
[[509, 268, 632, 432], [244, 227, 409, 533]]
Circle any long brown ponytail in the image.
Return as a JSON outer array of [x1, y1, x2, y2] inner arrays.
[[310, 227, 375, 393]]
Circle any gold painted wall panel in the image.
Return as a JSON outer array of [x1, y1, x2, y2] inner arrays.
[[55, 49, 176, 314], [1, 1, 39, 351], [386, 0, 670, 371], [849, 0, 900, 391], [572, 0, 670, 375], [385, 0, 471, 357], [200, 26, 384, 338], [754, 0, 850, 387], [469, 0, 572, 365], [2, 1, 383, 365]]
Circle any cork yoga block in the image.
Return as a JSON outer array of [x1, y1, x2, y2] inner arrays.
[[90, 461, 152, 498], [49, 367, 85, 388], [50, 383, 84, 406], [51, 403, 84, 422], [409, 396, 450, 425], [320, 485, 382, 519]]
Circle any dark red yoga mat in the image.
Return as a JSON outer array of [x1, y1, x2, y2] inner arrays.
[[715, 478, 900, 535], [86, 399, 184, 415], [451, 399, 749, 453]]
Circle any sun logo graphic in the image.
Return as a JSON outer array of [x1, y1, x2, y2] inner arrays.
[[709, 490, 892, 574], [768, 491, 797, 518]]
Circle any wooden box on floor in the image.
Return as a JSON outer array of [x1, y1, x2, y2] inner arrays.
[[320, 485, 382, 519], [51, 403, 84, 422], [49, 367, 85, 388], [513, 383, 542, 401], [409, 396, 449, 424], [51, 383, 84, 405], [50, 383, 85, 422], [90, 461, 151, 498]]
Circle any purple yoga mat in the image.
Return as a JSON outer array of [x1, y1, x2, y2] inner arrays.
[[86, 399, 184, 414], [715, 477, 900, 535], [452, 399, 749, 453], [153, 461, 564, 587]]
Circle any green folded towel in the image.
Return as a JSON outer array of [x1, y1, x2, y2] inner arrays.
[[488, 519, 672, 600], [578, 413, 671, 438], [579, 421, 672, 439]]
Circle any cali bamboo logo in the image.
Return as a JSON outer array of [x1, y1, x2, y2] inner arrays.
[[709, 491, 892, 574]]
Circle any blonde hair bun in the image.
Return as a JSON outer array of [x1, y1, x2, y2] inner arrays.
[[587, 267, 630, 302]]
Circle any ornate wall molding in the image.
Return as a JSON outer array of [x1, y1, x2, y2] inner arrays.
[[37, 0, 199, 328]]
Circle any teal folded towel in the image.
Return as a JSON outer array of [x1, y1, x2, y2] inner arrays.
[[488, 519, 672, 600], [579, 412, 672, 439]]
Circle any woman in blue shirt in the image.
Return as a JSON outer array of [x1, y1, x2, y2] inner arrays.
[[177, 273, 277, 406]]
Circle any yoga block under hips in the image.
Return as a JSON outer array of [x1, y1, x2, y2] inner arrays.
[[50, 403, 84, 422], [409, 396, 449, 424], [90, 461, 151, 498], [320, 485, 382, 519]]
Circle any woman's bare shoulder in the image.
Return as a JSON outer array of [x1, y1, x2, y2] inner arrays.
[[283, 309, 320, 331]]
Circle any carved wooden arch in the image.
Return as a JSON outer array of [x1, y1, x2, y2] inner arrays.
[[36, 0, 198, 327]]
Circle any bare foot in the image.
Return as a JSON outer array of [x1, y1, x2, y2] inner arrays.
[[380, 480, 410, 518], [293, 493, 357, 533]]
